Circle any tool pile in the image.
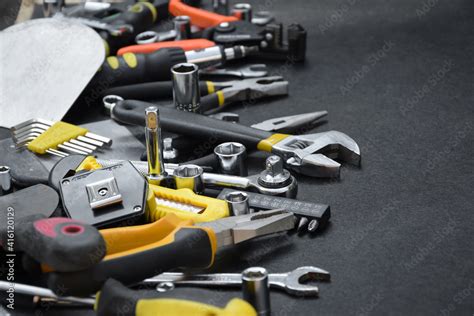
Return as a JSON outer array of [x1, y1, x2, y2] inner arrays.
[[0, 1, 361, 315]]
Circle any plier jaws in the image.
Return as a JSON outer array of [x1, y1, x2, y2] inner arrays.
[[213, 76, 289, 103], [251, 110, 328, 132], [197, 209, 296, 248]]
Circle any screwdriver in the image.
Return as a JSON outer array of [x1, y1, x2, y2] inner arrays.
[[93, 45, 258, 86], [46, 210, 295, 296], [0, 279, 257, 316]]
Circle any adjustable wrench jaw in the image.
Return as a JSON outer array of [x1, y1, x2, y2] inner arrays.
[[271, 131, 361, 178]]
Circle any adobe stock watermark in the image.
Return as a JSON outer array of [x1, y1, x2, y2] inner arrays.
[[400, 59, 454, 116], [401, 217, 457, 272], [319, 0, 360, 35], [416, 0, 440, 18], [440, 279, 474, 316], [339, 40, 395, 96], [3, 206, 16, 311]]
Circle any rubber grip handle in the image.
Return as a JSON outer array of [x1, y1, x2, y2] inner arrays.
[[169, 0, 238, 28], [94, 48, 186, 86], [113, 100, 272, 149], [117, 39, 216, 56], [47, 214, 216, 296], [95, 279, 257, 316], [16, 217, 106, 272], [103, 81, 210, 100], [102, 2, 158, 55]]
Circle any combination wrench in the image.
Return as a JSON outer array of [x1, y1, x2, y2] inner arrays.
[[142, 266, 330, 297]]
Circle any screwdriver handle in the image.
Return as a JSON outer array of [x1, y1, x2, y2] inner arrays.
[[117, 39, 216, 56], [96, 279, 257, 316], [47, 214, 216, 296], [103, 81, 211, 101], [113, 100, 273, 149], [102, 2, 159, 56], [169, 0, 238, 29], [16, 217, 106, 272], [94, 48, 186, 87]]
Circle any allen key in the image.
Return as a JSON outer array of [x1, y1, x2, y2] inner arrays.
[[10, 118, 112, 157]]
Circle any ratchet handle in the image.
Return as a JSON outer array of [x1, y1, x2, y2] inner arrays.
[[117, 39, 216, 55], [47, 214, 216, 296], [16, 217, 106, 272], [94, 48, 186, 86], [103, 81, 211, 100], [113, 100, 273, 149], [169, 0, 238, 28]]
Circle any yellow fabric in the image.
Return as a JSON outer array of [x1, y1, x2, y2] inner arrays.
[[27, 122, 88, 154]]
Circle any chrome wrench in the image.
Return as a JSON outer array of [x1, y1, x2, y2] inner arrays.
[[142, 266, 330, 297]]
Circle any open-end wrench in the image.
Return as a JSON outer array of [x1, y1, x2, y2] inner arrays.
[[142, 266, 330, 297], [112, 100, 361, 178]]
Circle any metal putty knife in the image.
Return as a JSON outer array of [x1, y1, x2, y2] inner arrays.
[[0, 17, 105, 128]]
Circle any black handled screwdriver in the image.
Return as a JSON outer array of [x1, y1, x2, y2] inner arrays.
[[92, 45, 257, 87]]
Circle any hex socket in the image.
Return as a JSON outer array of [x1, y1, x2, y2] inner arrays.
[[214, 142, 247, 176], [172, 63, 201, 113], [0, 166, 12, 196], [233, 3, 253, 21], [173, 164, 204, 194], [174, 16, 191, 40], [242, 267, 271, 316], [225, 191, 250, 216]]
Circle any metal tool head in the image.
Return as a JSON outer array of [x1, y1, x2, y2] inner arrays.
[[272, 131, 361, 178], [209, 112, 240, 122], [251, 111, 328, 132], [276, 266, 330, 296], [218, 76, 289, 102], [201, 64, 268, 78], [198, 209, 296, 247]]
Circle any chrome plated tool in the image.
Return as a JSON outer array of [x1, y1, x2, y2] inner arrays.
[[143, 266, 331, 297], [242, 267, 271, 316], [201, 64, 268, 78], [251, 111, 328, 132], [112, 100, 360, 178]]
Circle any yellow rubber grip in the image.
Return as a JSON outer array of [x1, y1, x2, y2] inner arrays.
[[136, 298, 257, 316], [146, 185, 229, 223], [257, 133, 290, 152], [216, 90, 225, 106], [27, 122, 88, 154], [122, 52, 138, 68], [206, 81, 215, 94]]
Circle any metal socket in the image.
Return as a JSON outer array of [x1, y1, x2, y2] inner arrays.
[[172, 63, 201, 113], [225, 191, 250, 216], [173, 164, 204, 194], [145, 106, 167, 185], [242, 267, 271, 316], [0, 166, 13, 196], [233, 3, 253, 21], [214, 142, 248, 176], [174, 16, 191, 40]]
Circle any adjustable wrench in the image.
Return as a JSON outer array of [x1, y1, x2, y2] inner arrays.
[[112, 100, 361, 178], [142, 266, 330, 297]]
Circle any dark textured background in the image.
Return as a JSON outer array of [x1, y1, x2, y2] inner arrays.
[[2, 0, 474, 315]]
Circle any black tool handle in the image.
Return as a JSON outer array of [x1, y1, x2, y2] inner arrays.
[[101, 2, 158, 55], [93, 48, 186, 87], [102, 81, 210, 100], [16, 217, 106, 272], [47, 227, 214, 296], [113, 100, 272, 149]]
